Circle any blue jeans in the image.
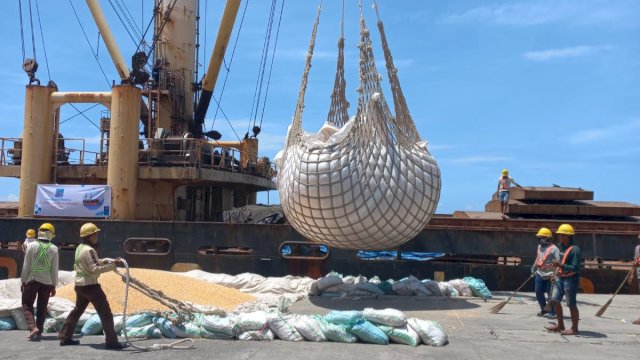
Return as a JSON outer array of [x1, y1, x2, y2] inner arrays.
[[498, 191, 509, 203], [551, 276, 578, 307], [534, 274, 555, 314]]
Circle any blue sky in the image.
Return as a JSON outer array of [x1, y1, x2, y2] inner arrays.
[[0, 0, 639, 213]]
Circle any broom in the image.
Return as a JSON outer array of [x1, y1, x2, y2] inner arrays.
[[489, 274, 534, 314], [595, 266, 635, 317]]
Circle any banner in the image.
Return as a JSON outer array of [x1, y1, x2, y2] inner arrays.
[[34, 185, 111, 218]]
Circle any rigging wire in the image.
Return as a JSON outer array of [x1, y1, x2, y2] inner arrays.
[[145, 0, 179, 61], [60, 104, 100, 125], [248, 0, 277, 133], [133, 0, 160, 60], [203, 0, 207, 73], [34, 0, 50, 80], [108, 0, 140, 46], [258, 0, 285, 129], [211, 95, 241, 141], [208, 0, 249, 132], [18, 0, 26, 62], [116, 0, 143, 39], [69, 0, 111, 87], [27, 0, 37, 60], [69, 104, 101, 131]]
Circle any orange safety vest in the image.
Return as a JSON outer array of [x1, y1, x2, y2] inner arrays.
[[535, 245, 555, 269], [558, 246, 575, 277]]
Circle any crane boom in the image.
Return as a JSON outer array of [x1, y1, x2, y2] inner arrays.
[[193, 0, 241, 138]]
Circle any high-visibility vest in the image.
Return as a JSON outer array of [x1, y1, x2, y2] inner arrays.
[[558, 246, 575, 277], [535, 245, 556, 269], [31, 241, 53, 272], [74, 243, 90, 278]]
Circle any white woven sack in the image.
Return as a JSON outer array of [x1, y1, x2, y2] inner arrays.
[[276, 4, 440, 250]]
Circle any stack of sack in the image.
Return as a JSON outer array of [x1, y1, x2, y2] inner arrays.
[[310, 272, 492, 300]]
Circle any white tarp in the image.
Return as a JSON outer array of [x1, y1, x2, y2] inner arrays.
[[34, 184, 111, 218]]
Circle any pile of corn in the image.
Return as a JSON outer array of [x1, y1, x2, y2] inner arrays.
[[56, 268, 255, 313]]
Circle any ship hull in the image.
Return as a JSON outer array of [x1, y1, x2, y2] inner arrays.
[[1, 216, 638, 294]]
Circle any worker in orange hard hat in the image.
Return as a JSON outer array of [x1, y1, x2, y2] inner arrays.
[[58, 223, 125, 349], [22, 228, 36, 253], [21, 223, 59, 340], [531, 227, 559, 318], [545, 224, 582, 335], [497, 169, 522, 220]]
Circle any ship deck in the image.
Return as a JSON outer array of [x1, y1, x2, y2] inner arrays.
[[0, 292, 638, 359]]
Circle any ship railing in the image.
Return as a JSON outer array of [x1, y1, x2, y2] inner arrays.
[[54, 138, 101, 165], [0, 136, 277, 179], [0, 138, 22, 166], [138, 138, 277, 179]]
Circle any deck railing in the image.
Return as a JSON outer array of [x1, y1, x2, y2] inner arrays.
[[0, 137, 277, 180]]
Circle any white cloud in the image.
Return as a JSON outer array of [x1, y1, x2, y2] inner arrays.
[[569, 119, 640, 145], [0, 194, 19, 202], [442, 0, 640, 27], [523, 45, 608, 61], [450, 155, 512, 165]]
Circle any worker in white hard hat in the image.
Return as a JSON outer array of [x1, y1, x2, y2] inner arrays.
[[21, 223, 59, 340], [531, 227, 559, 318], [58, 223, 125, 350], [497, 169, 522, 219]]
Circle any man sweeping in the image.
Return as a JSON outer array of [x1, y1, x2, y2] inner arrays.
[[21, 223, 59, 340], [531, 227, 559, 318], [545, 224, 581, 335], [58, 223, 125, 349]]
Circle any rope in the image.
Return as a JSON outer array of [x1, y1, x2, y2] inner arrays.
[[284, 0, 322, 151], [325, 0, 349, 128], [69, 0, 111, 87], [118, 260, 195, 351]]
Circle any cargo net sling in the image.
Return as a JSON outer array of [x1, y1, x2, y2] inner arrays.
[[275, 0, 441, 250]]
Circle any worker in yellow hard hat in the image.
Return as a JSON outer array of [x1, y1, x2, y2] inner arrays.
[[21, 223, 59, 340], [497, 169, 522, 220], [22, 228, 36, 253], [531, 227, 559, 318], [58, 223, 125, 349], [545, 224, 582, 335]]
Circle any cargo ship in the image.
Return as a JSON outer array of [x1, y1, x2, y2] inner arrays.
[[1, 0, 639, 294]]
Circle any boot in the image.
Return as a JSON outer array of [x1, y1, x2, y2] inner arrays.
[[105, 342, 125, 350], [560, 306, 579, 335], [545, 302, 564, 332]]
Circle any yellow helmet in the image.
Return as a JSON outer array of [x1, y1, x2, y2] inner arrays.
[[26, 229, 36, 238], [556, 224, 575, 236], [536, 227, 552, 238], [501, 169, 509, 175], [38, 223, 55, 235], [80, 223, 100, 238]]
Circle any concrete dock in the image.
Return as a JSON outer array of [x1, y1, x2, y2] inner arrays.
[[1, 292, 638, 359]]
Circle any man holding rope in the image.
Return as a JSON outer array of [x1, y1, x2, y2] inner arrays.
[[58, 223, 125, 349]]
